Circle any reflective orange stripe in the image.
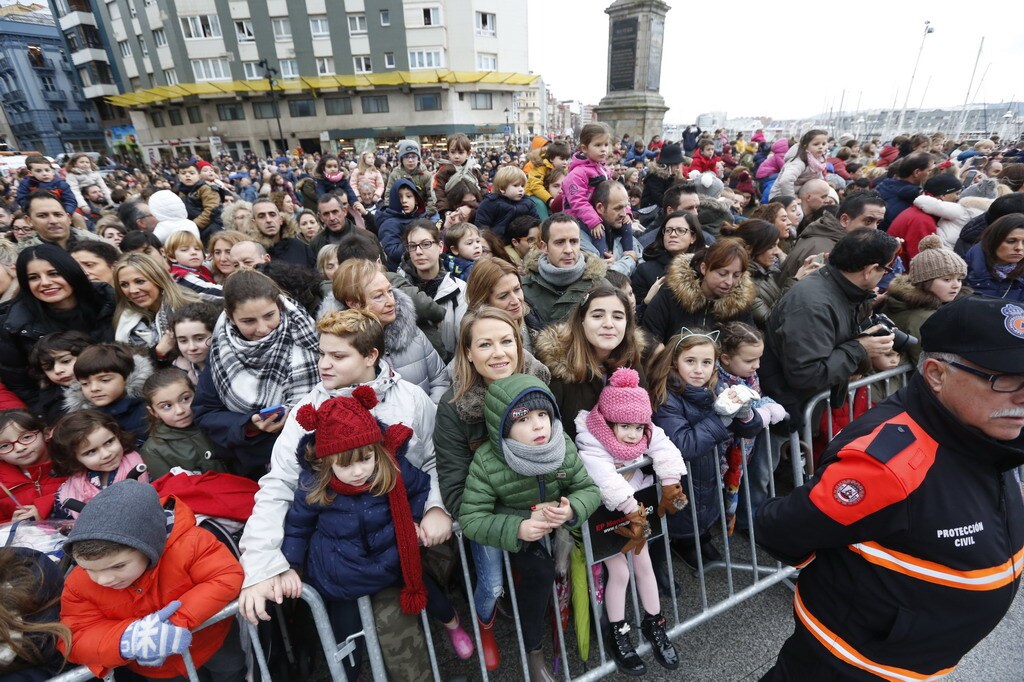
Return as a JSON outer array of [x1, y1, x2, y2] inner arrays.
[[795, 552, 816, 569], [849, 542, 1024, 591], [794, 587, 957, 681]]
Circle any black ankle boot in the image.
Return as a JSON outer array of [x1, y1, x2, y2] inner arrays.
[[640, 612, 679, 670], [608, 620, 646, 676]]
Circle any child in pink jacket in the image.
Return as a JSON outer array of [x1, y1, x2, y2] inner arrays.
[[573, 368, 687, 674], [561, 123, 634, 256]]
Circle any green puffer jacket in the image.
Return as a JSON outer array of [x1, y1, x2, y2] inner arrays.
[[140, 422, 228, 479], [459, 374, 601, 553]]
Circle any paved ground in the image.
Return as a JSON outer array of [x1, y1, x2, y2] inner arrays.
[[424, 530, 1024, 682]]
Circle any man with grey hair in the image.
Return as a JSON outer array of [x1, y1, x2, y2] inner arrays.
[[757, 296, 1024, 680], [229, 240, 270, 270]]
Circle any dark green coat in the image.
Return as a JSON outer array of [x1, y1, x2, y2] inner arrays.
[[434, 354, 551, 518], [139, 422, 227, 479], [520, 250, 609, 328], [459, 374, 600, 552]]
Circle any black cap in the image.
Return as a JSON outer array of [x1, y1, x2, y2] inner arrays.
[[920, 296, 1024, 373], [923, 174, 962, 197]]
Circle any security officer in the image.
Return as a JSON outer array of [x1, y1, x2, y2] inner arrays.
[[757, 295, 1024, 680]]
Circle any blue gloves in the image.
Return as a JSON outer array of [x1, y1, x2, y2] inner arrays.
[[119, 600, 192, 666]]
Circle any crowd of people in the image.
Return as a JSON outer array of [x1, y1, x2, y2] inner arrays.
[[0, 122, 1022, 682]]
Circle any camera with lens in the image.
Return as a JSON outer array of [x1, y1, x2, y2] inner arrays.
[[858, 313, 918, 351]]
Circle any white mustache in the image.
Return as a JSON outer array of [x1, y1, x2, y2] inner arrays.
[[991, 409, 1024, 418]]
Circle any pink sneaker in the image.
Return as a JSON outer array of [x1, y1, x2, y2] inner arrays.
[[445, 618, 475, 660]]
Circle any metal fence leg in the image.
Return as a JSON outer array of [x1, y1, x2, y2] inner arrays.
[[356, 595, 388, 682], [244, 621, 273, 682], [456, 533, 491, 682], [181, 649, 201, 682], [419, 610, 441, 682], [502, 550, 531, 681]]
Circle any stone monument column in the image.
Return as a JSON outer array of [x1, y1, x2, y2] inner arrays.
[[593, 0, 670, 142]]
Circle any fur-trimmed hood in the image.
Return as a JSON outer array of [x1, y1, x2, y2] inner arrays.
[[883, 274, 970, 313], [958, 195, 993, 215], [62, 352, 154, 413], [522, 248, 607, 282], [450, 352, 551, 424], [533, 322, 648, 384], [384, 287, 419, 350], [664, 252, 755, 318]]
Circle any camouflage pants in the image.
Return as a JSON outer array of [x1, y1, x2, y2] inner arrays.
[[371, 586, 432, 682]]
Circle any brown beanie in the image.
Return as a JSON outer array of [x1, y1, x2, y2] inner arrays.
[[909, 235, 968, 284]]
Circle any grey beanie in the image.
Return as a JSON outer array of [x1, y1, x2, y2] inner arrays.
[[503, 391, 557, 438], [959, 177, 998, 199], [65, 480, 167, 566], [397, 139, 420, 159]]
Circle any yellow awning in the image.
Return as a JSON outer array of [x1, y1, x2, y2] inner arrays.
[[105, 70, 539, 108]]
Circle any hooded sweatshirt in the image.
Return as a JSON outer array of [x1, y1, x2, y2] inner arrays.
[[377, 179, 427, 270]]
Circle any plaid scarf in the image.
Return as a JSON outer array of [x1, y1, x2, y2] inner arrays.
[[209, 296, 320, 414]]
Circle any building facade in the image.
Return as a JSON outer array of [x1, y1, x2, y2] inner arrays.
[[0, 2, 105, 156], [54, 0, 536, 161]]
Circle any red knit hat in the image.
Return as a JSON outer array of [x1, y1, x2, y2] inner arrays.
[[295, 386, 382, 458], [303, 388, 427, 615], [195, 160, 212, 170]]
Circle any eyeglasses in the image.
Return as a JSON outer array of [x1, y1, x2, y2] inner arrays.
[[881, 242, 904, 275], [663, 227, 695, 237], [406, 240, 437, 252], [0, 431, 40, 454], [939, 360, 1024, 393]]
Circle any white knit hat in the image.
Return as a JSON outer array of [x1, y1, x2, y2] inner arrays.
[[148, 190, 201, 243]]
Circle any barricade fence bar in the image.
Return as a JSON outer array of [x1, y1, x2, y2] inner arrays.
[[799, 364, 915, 482], [382, 421, 798, 682], [50, 407, 864, 682]]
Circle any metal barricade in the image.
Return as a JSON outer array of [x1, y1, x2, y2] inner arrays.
[[350, 422, 800, 682], [47, 584, 378, 682], [795, 365, 915, 482]]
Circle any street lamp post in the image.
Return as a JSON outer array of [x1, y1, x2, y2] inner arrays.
[[895, 20, 934, 134], [503, 107, 510, 148], [259, 59, 286, 157]]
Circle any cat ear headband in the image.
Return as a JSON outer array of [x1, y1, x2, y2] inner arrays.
[[673, 327, 720, 353]]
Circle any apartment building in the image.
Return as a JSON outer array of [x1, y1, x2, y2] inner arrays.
[[51, 0, 537, 161]]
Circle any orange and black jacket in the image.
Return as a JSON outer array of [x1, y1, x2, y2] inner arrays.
[[757, 373, 1024, 680]]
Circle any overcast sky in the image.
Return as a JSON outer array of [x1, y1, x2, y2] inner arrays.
[[527, 0, 1022, 124]]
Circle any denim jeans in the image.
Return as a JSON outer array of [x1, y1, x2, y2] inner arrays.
[[470, 540, 505, 622]]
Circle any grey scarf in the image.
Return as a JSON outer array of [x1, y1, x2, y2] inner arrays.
[[537, 253, 586, 287], [501, 418, 567, 477]]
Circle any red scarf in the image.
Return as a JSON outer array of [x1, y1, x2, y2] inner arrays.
[[327, 448, 426, 615]]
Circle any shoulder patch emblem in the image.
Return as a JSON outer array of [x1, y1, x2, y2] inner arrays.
[[864, 423, 916, 464], [1001, 304, 1024, 339], [834, 479, 865, 506]]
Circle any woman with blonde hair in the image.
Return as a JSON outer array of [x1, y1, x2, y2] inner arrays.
[[329, 259, 448, 402], [465, 256, 541, 351], [206, 230, 248, 284], [112, 252, 207, 354], [350, 150, 385, 203], [222, 200, 254, 235], [433, 306, 550, 669]]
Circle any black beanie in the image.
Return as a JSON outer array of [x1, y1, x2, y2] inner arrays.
[[502, 391, 557, 438], [65, 480, 167, 567]]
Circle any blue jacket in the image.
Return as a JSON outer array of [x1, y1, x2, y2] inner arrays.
[[282, 431, 429, 602], [876, 178, 921, 231], [16, 176, 78, 214], [624, 147, 657, 165], [314, 176, 358, 206], [377, 179, 426, 270], [474, 192, 539, 238], [191, 364, 277, 475], [653, 381, 762, 539], [964, 244, 1024, 301]]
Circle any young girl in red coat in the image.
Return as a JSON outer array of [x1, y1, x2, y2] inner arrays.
[[0, 410, 65, 522], [48, 410, 149, 519]]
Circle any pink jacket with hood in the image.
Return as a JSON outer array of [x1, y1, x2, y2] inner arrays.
[[562, 153, 610, 229], [756, 138, 789, 179], [574, 410, 686, 514]]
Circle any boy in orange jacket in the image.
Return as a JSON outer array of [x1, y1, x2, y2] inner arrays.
[[60, 480, 245, 680]]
